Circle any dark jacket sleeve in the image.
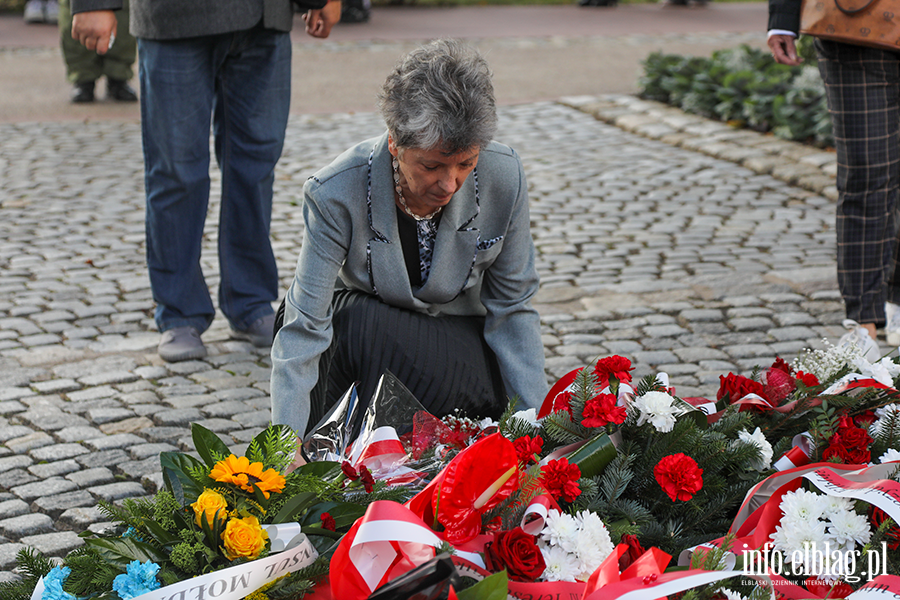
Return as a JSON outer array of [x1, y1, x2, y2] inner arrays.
[[768, 0, 802, 32], [71, 0, 123, 13]]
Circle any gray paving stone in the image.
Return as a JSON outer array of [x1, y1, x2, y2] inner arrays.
[[0, 514, 54, 538], [56, 426, 105, 443], [0, 455, 33, 471], [84, 433, 144, 451], [0, 426, 34, 443], [0, 470, 37, 490], [19, 531, 83, 556], [58, 506, 108, 530], [5, 432, 54, 454], [10, 478, 78, 502], [0, 500, 29, 520], [27, 459, 81, 479], [0, 544, 26, 569], [86, 407, 136, 425], [29, 443, 89, 462], [75, 449, 129, 468], [66, 467, 115, 488], [32, 491, 96, 519], [91, 481, 146, 501]]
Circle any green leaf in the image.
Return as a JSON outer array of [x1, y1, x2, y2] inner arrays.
[[295, 460, 341, 478], [85, 538, 167, 569], [456, 571, 509, 600], [271, 492, 320, 524], [160, 452, 206, 502], [302, 501, 366, 530], [192, 424, 232, 468]]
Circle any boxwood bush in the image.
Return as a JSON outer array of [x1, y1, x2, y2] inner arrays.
[[638, 39, 833, 148]]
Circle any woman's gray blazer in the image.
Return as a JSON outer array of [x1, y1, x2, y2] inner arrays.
[[271, 132, 549, 435]]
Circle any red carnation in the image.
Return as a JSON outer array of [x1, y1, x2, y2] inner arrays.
[[796, 371, 819, 388], [552, 390, 574, 416], [764, 366, 795, 404], [654, 453, 703, 502], [341, 461, 359, 481], [320, 512, 336, 531], [717, 373, 770, 410], [483, 527, 546, 582], [513, 435, 543, 466], [594, 355, 634, 388], [581, 393, 627, 428], [358, 464, 375, 493], [540, 458, 582, 503]]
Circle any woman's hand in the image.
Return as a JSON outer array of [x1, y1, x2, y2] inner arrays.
[[286, 438, 308, 474], [768, 34, 803, 66]]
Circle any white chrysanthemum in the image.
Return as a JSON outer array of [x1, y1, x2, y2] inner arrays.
[[780, 488, 826, 523], [770, 519, 830, 573], [718, 588, 747, 600], [737, 427, 774, 471], [632, 391, 677, 433], [577, 511, 613, 553], [827, 509, 872, 548], [510, 408, 540, 429], [572, 535, 609, 581], [539, 543, 579, 582], [541, 510, 579, 554], [820, 495, 853, 519], [879, 448, 900, 464]]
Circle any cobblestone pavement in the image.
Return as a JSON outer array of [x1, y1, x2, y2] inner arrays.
[[0, 76, 874, 576]]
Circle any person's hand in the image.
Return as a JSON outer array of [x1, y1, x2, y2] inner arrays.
[[303, 1, 342, 39], [72, 10, 118, 55], [768, 34, 803, 66]]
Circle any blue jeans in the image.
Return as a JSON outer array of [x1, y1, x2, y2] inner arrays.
[[139, 26, 291, 334]]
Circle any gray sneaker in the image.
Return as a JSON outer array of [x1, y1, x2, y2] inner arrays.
[[232, 313, 276, 348], [23, 0, 44, 23], [158, 326, 207, 362]]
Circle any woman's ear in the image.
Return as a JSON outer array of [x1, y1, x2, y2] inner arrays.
[[388, 134, 398, 158]]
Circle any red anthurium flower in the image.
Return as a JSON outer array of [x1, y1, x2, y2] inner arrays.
[[654, 453, 703, 502], [539, 458, 581, 503], [581, 393, 627, 428], [320, 512, 336, 531], [435, 433, 519, 545], [594, 355, 633, 388], [513, 435, 543, 466]]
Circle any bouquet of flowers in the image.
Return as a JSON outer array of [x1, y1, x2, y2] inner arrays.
[[6, 424, 411, 600]]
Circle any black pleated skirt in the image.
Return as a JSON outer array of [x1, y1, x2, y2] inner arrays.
[[306, 289, 507, 435]]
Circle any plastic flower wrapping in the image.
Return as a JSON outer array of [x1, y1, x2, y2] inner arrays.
[[11, 347, 900, 600]]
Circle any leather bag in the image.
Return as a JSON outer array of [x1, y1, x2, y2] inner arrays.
[[800, 0, 900, 51]]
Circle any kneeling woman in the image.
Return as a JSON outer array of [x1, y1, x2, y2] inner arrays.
[[271, 39, 548, 436]]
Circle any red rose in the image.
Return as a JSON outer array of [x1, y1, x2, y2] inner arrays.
[[320, 512, 336, 531], [618, 534, 645, 571], [594, 355, 634, 388], [358, 464, 375, 493], [654, 453, 703, 502], [854, 410, 877, 428], [581, 393, 627, 428], [540, 458, 582, 503], [717, 373, 770, 410], [513, 435, 543, 466], [482, 527, 546, 582], [839, 426, 872, 449], [822, 443, 852, 464], [796, 371, 819, 387], [552, 390, 574, 416]]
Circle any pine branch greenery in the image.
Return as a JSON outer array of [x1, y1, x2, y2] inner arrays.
[[0, 548, 54, 600]]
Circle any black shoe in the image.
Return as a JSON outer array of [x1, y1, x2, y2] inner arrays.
[[71, 81, 95, 103], [107, 79, 138, 102], [340, 6, 370, 23]]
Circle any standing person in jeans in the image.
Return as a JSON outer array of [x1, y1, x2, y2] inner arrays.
[[59, 0, 137, 103], [68, 0, 341, 362], [768, 0, 899, 361]]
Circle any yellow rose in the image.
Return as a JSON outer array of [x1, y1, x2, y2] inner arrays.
[[221, 515, 268, 561], [191, 489, 228, 527]]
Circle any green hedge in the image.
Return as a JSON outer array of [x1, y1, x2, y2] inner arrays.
[[638, 40, 833, 148]]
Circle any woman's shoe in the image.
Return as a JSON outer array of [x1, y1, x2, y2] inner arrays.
[[838, 319, 881, 363]]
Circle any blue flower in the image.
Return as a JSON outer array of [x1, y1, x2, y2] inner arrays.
[[42, 566, 76, 600], [112, 561, 161, 600]]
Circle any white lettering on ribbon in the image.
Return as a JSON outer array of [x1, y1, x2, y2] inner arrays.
[[803, 468, 900, 525]]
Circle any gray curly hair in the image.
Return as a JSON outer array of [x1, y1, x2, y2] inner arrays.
[[378, 39, 497, 154]]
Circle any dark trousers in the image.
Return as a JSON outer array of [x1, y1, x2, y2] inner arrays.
[[817, 39, 900, 326], [306, 290, 507, 435]]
